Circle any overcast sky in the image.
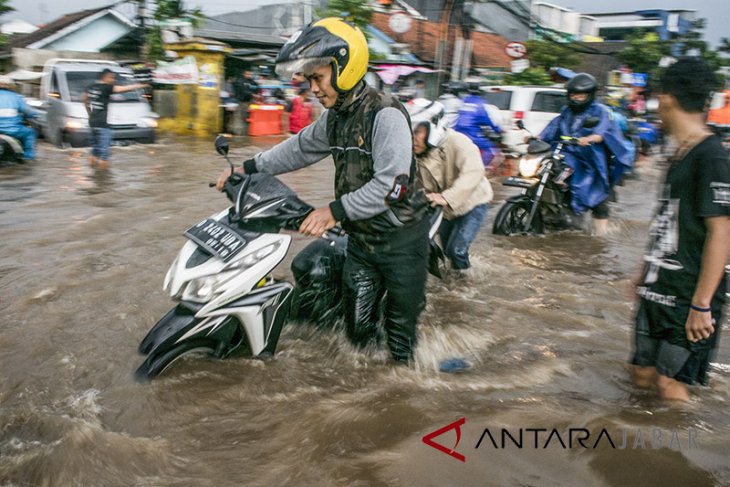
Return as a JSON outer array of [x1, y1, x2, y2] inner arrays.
[[5, 0, 729, 47]]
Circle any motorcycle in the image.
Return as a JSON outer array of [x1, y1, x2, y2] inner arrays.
[[0, 133, 24, 165], [492, 118, 599, 236], [135, 136, 444, 380]]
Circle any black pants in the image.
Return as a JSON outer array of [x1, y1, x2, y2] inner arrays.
[[343, 223, 430, 363]]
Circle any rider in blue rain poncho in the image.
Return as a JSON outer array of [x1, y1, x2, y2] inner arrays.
[[540, 73, 634, 235], [454, 81, 502, 168]]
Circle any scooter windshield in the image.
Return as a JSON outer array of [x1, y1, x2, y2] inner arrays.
[[234, 174, 313, 232]]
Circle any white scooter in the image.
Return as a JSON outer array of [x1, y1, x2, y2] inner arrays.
[[135, 136, 320, 380], [135, 136, 444, 381]]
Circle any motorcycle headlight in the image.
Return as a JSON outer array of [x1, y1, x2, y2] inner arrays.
[[518, 155, 541, 178], [183, 270, 239, 302]]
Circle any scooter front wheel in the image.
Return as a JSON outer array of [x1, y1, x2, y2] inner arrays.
[[492, 199, 544, 235], [135, 338, 219, 381]]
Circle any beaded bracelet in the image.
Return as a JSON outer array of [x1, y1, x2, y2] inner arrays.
[[690, 304, 712, 313]]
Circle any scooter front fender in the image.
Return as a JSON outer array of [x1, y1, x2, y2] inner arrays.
[[138, 301, 204, 355]]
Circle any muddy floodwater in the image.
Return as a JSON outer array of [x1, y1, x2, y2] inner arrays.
[[1, 136, 728, 486]]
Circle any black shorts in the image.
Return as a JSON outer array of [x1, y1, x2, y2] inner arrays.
[[630, 299, 722, 385]]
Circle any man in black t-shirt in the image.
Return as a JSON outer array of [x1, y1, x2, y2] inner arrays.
[[83, 69, 148, 169], [631, 58, 730, 401]]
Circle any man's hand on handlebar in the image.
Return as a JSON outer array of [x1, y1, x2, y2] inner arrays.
[[299, 207, 336, 237], [577, 134, 603, 147], [215, 166, 244, 191]]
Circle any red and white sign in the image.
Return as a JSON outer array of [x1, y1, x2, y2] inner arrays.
[[505, 42, 527, 59]]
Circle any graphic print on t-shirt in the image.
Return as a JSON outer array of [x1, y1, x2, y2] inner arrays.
[[643, 183, 683, 285], [710, 182, 730, 206]]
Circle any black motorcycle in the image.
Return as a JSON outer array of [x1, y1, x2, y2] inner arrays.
[[0, 133, 24, 165], [492, 118, 599, 235]]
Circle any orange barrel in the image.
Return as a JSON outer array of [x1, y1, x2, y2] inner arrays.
[[247, 104, 284, 136]]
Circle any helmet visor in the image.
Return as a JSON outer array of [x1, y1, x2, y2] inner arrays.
[[275, 57, 333, 80]]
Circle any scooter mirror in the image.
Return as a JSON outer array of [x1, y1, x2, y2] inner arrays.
[[214, 134, 230, 156], [516, 120, 526, 130], [582, 117, 600, 129]]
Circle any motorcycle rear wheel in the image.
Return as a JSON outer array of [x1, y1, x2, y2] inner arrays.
[[135, 338, 219, 381], [492, 199, 544, 235]]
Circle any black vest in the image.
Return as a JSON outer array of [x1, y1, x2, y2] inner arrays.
[[326, 84, 427, 238]]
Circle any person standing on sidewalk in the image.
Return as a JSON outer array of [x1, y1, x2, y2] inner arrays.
[[630, 58, 730, 401], [84, 69, 148, 169]]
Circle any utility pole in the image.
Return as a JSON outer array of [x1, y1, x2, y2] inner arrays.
[[435, 0, 455, 92], [136, 0, 149, 60]]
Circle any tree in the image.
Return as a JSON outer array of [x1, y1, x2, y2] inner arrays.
[[145, 0, 204, 61], [0, 0, 15, 47], [674, 19, 723, 71], [317, 0, 374, 34], [524, 39, 580, 72], [617, 31, 670, 85], [503, 67, 551, 86]]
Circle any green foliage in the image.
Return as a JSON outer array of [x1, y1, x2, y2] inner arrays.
[[0, 0, 14, 46], [0, 0, 14, 17], [317, 0, 373, 33], [503, 67, 552, 86], [525, 39, 580, 71], [673, 19, 724, 72], [146, 0, 204, 61], [617, 30, 670, 85], [153, 0, 203, 28]]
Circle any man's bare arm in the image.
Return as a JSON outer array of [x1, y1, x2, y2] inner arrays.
[[686, 216, 730, 342]]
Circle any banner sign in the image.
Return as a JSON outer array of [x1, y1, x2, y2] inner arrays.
[[153, 56, 199, 85]]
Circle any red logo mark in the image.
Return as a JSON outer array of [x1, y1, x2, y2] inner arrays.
[[422, 417, 466, 462]]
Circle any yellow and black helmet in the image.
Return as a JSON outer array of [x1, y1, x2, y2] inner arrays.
[[275, 17, 368, 92]]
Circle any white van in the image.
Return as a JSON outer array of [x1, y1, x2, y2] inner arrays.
[[481, 85, 566, 150], [37, 59, 157, 147]]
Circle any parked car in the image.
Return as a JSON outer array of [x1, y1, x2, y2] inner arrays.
[[481, 85, 566, 150], [36, 58, 157, 147]]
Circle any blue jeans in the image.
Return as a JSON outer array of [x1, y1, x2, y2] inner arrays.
[[91, 127, 112, 161], [439, 203, 488, 270], [1, 125, 36, 159]]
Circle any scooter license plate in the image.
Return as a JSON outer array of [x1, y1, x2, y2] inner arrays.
[[184, 219, 246, 263]]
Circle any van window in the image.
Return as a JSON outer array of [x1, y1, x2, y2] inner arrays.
[[483, 91, 512, 110], [532, 92, 565, 113], [66, 71, 143, 103]]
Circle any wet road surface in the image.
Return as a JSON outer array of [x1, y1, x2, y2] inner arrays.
[[1, 136, 728, 486]]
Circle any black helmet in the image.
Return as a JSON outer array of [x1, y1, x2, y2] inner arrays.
[[566, 73, 597, 112]]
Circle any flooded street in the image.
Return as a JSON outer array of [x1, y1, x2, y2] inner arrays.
[[1, 136, 728, 486]]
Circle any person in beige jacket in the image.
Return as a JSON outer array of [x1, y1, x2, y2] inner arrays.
[[408, 98, 493, 270]]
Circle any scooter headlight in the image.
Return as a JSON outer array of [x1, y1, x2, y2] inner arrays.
[[183, 270, 238, 302], [518, 155, 541, 178], [228, 242, 281, 269]]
